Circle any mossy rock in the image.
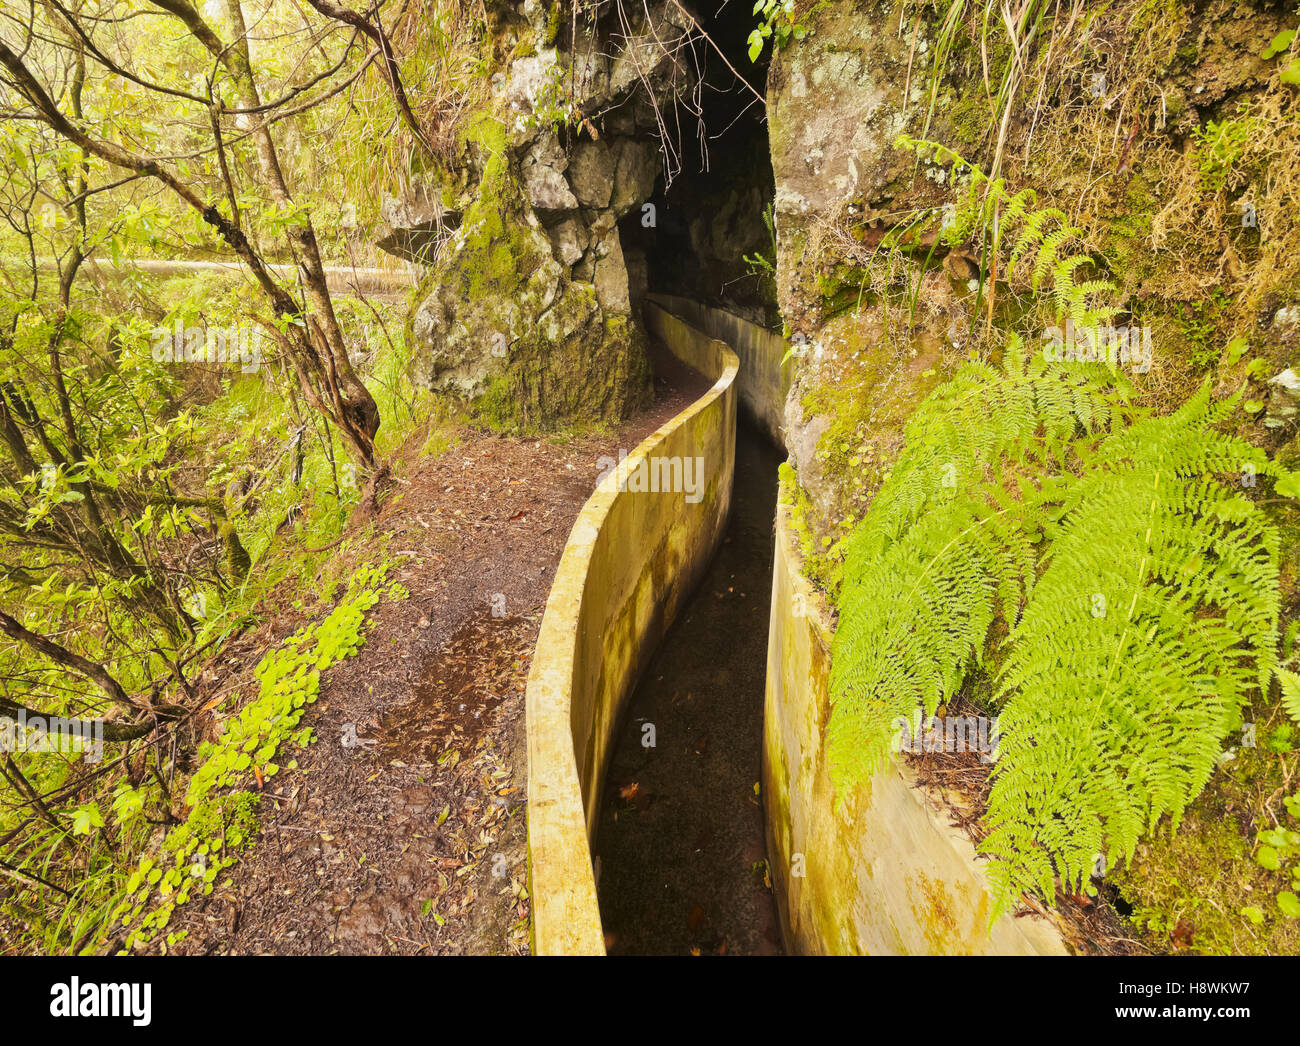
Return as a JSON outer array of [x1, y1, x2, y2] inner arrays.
[[406, 110, 650, 432]]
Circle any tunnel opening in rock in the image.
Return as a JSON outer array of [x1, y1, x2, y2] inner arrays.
[[593, 1, 785, 956], [395, 0, 779, 433], [619, 0, 778, 326]]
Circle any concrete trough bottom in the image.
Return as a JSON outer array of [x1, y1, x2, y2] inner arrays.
[[524, 301, 739, 955]]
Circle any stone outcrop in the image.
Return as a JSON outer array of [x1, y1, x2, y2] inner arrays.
[[763, 1, 960, 537], [404, 0, 693, 430], [374, 175, 454, 264]]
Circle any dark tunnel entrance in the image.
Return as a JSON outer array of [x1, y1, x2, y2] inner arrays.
[[595, 1, 786, 956], [620, 0, 779, 326]]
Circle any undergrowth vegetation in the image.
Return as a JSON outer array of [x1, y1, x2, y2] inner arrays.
[[0, 286, 445, 952], [108, 563, 407, 954], [828, 333, 1299, 920], [0, 0, 485, 957]]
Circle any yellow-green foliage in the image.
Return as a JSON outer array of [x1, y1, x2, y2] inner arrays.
[[108, 563, 407, 953], [828, 336, 1300, 918], [829, 339, 1126, 778], [893, 137, 1118, 330], [985, 387, 1285, 912], [1114, 712, 1300, 953]]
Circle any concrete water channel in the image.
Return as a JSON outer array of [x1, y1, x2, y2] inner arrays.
[[524, 299, 1070, 956], [593, 417, 784, 955]]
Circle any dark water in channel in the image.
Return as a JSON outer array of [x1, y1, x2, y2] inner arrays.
[[593, 420, 785, 955]]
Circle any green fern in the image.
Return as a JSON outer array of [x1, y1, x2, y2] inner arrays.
[[894, 138, 1116, 330], [827, 346, 1297, 917], [827, 338, 1128, 781], [1280, 669, 1300, 725], [1008, 205, 1069, 271], [982, 387, 1285, 911]]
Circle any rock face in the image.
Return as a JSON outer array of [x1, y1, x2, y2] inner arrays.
[[766, 1, 932, 338], [405, 0, 693, 430], [765, 0, 1300, 546], [375, 176, 454, 264], [764, 0, 948, 531]]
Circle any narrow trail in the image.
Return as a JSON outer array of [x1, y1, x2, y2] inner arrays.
[[172, 344, 708, 955], [595, 419, 784, 955]]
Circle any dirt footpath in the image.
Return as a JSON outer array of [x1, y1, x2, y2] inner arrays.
[[174, 354, 707, 955]]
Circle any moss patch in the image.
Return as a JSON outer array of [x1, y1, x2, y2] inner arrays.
[[1113, 712, 1300, 955]]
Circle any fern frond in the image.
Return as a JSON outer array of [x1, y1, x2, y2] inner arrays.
[[827, 337, 1131, 788], [1279, 669, 1300, 725], [826, 350, 1290, 922], [1032, 227, 1077, 291], [1009, 206, 1069, 272], [982, 389, 1283, 914]]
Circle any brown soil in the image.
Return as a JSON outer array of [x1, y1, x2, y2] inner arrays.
[[170, 345, 709, 955]]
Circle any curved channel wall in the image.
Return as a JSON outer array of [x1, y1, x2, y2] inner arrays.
[[525, 302, 739, 955], [763, 479, 1068, 955], [644, 294, 791, 448]]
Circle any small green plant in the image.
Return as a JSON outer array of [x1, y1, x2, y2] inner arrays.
[[1250, 819, 1300, 921], [744, 203, 779, 287], [748, 0, 813, 61], [107, 563, 406, 952], [521, 60, 575, 131], [1262, 27, 1300, 85], [1194, 116, 1254, 193], [891, 138, 1118, 331]]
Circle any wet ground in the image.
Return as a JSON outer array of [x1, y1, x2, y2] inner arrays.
[[170, 347, 709, 956], [594, 420, 785, 955]]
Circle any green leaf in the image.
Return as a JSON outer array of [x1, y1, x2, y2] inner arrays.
[[1263, 29, 1296, 59], [1277, 670, 1300, 727], [1276, 471, 1300, 501], [1277, 891, 1300, 918], [1257, 845, 1282, 871], [70, 804, 105, 836]]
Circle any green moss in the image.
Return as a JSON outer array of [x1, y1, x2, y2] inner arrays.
[[945, 85, 992, 150], [543, 2, 564, 46], [468, 310, 650, 436], [475, 375, 518, 432], [1169, 287, 1233, 373], [411, 88, 651, 434], [816, 265, 875, 320], [785, 469, 840, 591], [796, 318, 951, 556], [1112, 713, 1300, 955]]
